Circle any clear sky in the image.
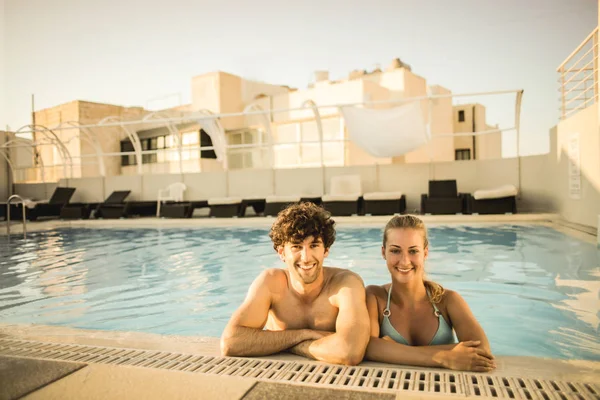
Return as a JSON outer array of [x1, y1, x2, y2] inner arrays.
[[1, 0, 597, 156]]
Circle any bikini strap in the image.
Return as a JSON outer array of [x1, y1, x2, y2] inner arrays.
[[383, 284, 392, 317], [426, 288, 441, 317]]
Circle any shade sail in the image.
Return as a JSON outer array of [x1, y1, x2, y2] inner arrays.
[[340, 101, 429, 158]]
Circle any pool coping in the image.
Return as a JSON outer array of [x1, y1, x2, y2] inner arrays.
[[1, 212, 598, 246], [1, 324, 598, 400]]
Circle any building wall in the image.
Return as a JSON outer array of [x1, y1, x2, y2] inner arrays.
[[452, 104, 501, 160], [218, 72, 244, 131], [271, 79, 365, 122], [191, 72, 221, 113], [403, 84, 455, 164], [34, 101, 81, 181], [553, 105, 600, 228], [34, 100, 148, 181], [77, 101, 146, 178]]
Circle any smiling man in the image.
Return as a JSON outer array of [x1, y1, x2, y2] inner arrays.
[[220, 202, 370, 365]]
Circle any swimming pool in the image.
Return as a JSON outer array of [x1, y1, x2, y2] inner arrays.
[[0, 224, 598, 361]]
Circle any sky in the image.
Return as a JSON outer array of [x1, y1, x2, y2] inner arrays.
[[1, 0, 597, 156]]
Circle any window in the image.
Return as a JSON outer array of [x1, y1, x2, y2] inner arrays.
[[455, 149, 471, 160], [200, 130, 217, 159], [458, 110, 465, 122], [120, 141, 135, 166], [273, 117, 344, 168]]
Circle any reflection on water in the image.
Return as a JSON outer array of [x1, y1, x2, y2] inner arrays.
[[0, 225, 598, 360]]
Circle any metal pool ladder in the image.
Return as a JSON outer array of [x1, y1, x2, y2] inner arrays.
[[6, 194, 27, 236]]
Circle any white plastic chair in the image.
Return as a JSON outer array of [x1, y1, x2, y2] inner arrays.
[[156, 182, 187, 217]]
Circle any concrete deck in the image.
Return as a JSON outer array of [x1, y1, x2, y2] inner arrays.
[[1, 324, 598, 400]]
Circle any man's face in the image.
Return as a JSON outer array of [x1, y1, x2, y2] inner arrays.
[[278, 236, 329, 285]]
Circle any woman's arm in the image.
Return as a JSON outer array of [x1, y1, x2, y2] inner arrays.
[[364, 288, 495, 372], [444, 290, 492, 354]]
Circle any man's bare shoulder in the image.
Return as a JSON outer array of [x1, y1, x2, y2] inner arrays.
[[324, 267, 365, 292], [256, 268, 288, 294]]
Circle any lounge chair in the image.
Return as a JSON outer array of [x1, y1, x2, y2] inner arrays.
[[157, 182, 188, 218], [25, 187, 76, 221], [322, 175, 362, 216], [208, 197, 243, 218], [264, 196, 301, 216], [264, 195, 322, 217], [60, 202, 98, 219], [466, 185, 518, 214], [421, 180, 466, 215], [363, 192, 406, 215], [239, 198, 266, 217], [95, 191, 131, 219]]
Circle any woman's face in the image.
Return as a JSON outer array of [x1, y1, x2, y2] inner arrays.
[[382, 228, 428, 284]]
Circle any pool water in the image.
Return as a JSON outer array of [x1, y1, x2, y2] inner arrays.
[[0, 225, 598, 360]]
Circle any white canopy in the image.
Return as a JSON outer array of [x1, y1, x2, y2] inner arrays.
[[340, 101, 429, 158]]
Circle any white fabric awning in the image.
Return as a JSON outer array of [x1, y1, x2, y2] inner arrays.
[[340, 101, 429, 158]]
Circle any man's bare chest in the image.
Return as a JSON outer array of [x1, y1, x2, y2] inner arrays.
[[266, 295, 338, 331]]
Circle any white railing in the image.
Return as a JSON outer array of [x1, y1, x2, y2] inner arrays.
[[6, 89, 523, 182], [557, 27, 599, 120]]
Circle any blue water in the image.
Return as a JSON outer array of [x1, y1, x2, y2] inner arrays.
[[0, 225, 598, 361]]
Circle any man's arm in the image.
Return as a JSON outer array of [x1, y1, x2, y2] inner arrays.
[[220, 269, 321, 357], [288, 273, 370, 365]]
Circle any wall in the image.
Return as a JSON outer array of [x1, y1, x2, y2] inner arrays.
[[271, 79, 365, 122], [34, 101, 80, 181], [404, 85, 455, 164], [218, 72, 244, 131], [78, 101, 146, 178], [10, 154, 570, 218], [191, 72, 221, 113], [554, 105, 600, 228]]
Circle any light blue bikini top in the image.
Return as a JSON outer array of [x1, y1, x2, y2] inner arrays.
[[380, 284, 456, 346]]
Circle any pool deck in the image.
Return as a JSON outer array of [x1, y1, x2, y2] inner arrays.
[[0, 324, 598, 400]]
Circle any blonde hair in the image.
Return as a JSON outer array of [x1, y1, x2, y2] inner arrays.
[[383, 215, 445, 304]]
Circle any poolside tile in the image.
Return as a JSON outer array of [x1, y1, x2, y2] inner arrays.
[[242, 381, 395, 399], [23, 363, 257, 400], [0, 355, 85, 400]]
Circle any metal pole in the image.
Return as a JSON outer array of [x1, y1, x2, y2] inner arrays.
[[560, 67, 566, 119], [514, 90, 524, 198], [593, 31, 598, 102]]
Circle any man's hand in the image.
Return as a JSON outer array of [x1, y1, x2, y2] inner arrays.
[[438, 341, 496, 372], [287, 331, 333, 358]]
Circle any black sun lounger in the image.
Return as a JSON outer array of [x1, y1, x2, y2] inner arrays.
[[94, 191, 131, 219], [27, 187, 76, 221], [421, 180, 466, 215]]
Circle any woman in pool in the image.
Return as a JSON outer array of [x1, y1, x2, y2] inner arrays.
[[365, 215, 496, 372]]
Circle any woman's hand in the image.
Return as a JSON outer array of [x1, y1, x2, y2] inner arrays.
[[440, 341, 496, 372]]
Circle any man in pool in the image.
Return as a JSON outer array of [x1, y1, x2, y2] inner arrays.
[[220, 202, 370, 365]]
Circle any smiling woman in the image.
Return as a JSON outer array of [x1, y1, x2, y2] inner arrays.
[[365, 215, 495, 372]]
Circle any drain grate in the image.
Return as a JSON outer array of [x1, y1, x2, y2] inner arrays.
[[466, 374, 599, 400], [0, 338, 597, 399]]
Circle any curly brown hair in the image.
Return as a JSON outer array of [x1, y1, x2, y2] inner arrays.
[[269, 202, 336, 250]]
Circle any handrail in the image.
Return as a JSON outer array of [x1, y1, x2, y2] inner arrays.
[[7, 195, 27, 237], [557, 27, 598, 71], [557, 27, 598, 119]]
